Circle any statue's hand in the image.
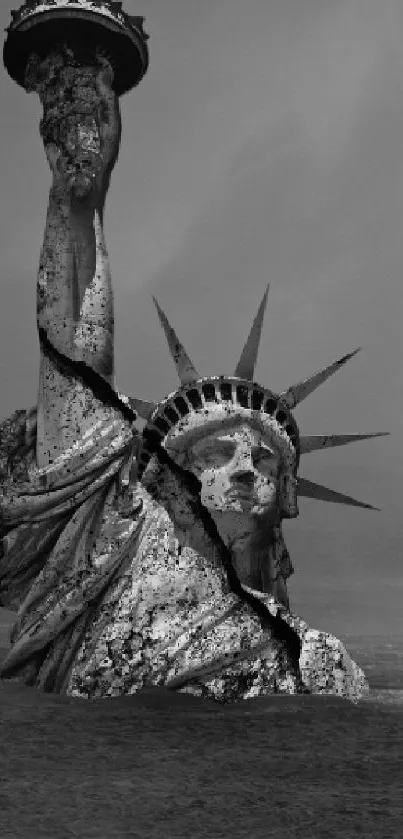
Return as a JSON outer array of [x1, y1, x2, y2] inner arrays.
[[34, 48, 121, 203]]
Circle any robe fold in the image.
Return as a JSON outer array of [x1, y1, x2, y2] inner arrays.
[[0, 402, 369, 703]]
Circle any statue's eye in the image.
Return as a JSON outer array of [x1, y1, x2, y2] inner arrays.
[[193, 442, 235, 466]]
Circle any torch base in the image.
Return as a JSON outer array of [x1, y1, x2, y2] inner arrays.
[[4, 7, 148, 96]]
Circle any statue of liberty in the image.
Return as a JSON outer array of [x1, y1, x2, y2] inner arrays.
[[0, 1, 387, 702]]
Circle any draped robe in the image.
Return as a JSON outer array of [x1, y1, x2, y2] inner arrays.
[[0, 390, 368, 703]]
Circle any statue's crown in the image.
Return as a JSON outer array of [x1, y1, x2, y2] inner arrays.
[[130, 287, 387, 513]]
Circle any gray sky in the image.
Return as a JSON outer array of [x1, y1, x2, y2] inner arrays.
[[0, 0, 402, 637]]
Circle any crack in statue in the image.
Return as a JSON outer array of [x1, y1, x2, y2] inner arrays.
[[0, 37, 386, 703]]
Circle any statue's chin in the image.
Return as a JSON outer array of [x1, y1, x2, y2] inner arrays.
[[203, 500, 279, 551], [204, 498, 274, 517]]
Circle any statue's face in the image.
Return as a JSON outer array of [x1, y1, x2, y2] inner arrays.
[[185, 423, 281, 521]]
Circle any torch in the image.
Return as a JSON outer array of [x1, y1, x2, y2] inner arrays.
[[3, 1, 149, 198]]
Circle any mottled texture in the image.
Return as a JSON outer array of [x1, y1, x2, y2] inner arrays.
[[0, 4, 375, 707], [163, 421, 293, 604], [138, 376, 300, 519], [0, 407, 368, 703]]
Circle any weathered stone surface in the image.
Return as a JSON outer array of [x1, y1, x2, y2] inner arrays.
[[0, 2, 380, 707], [299, 629, 369, 702], [0, 415, 368, 703]]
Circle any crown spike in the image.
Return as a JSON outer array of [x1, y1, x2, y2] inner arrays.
[[152, 296, 200, 385], [297, 477, 379, 510], [300, 432, 389, 455], [234, 284, 270, 380], [128, 397, 157, 420], [129, 15, 150, 39], [281, 348, 361, 409]]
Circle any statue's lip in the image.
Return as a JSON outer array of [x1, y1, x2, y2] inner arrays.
[[227, 487, 256, 501]]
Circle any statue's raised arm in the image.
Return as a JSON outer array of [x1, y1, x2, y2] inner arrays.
[[29, 46, 121, 465]]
